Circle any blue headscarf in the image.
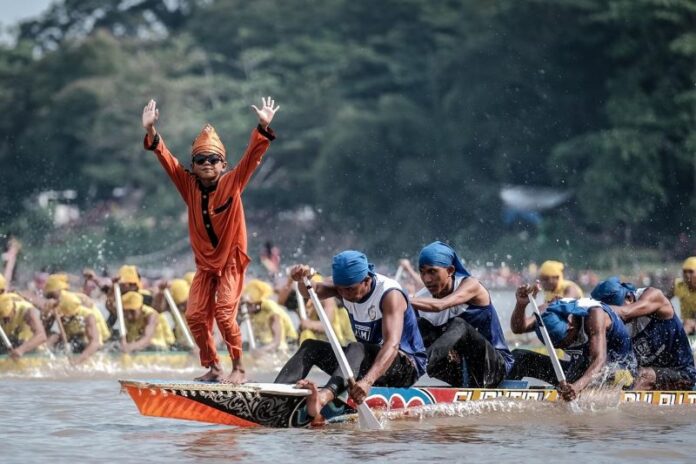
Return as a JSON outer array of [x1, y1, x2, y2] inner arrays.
[[332, 250, 375, 286], [590, 277, 636, 306], [418, 241, 470, 277], [535, 300, 589, 346]]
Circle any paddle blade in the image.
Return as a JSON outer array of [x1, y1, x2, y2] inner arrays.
[[357, 403, 383, 430]]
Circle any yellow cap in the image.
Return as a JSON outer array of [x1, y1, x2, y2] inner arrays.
[[311, 273, 323, 283], [122, 291, 144, 311], [118, 265, 142, 288], [243, 279, 273, 304], [539, 260, 564, 277], [683, 257, 696, 271], [183, 272, 195, 286], [0, 293, 15, 318], [58, 291, 83, 317], [45, 273, 70, 293], [0, 274, 5, 292], [169, 279, 190, 305]]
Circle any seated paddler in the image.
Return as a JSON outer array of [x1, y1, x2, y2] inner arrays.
[[592, 277, 696, 391], [509, 286, 637, 401], [274, 250, 426, 422], [410, 241, 514, 388]]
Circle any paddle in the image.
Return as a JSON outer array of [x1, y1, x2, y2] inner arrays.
[[239, 302, 257, 351], [301, 276, 383, 430], [293, 281, 308, 320], [393, 264, 404, 283], [0, 318, 12, 351], [113, 284, 127, 348], [527, 289, 581, 412], [163, 288, 195, 350], [53, 307, 73, 356]]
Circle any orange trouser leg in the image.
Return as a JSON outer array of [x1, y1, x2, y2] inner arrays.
[[187, 270, 219, 367], [215, 265, 244, 361]]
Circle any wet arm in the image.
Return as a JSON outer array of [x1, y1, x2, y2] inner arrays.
[[129, 314, 157, 351], [361, 291, 404, 385], [571, 308, 607, 393], [73, 316, 100, 364], [613, 287, 672, 321], [17, 308, 47, 355]]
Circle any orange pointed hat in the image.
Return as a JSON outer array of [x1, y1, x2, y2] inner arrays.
[[191, 124, 226, 158]]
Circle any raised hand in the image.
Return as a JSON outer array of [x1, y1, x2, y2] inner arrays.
[[251, 96, 280, 129], [142, 99, 159, 136]]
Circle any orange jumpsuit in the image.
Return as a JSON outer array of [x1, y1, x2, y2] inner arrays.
[[145, 125, 275, 367]]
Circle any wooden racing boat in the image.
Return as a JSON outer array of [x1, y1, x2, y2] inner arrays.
[[119, 379, 696, 428]]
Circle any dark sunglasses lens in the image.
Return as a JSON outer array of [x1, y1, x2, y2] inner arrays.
[[193, 155, 222, 165]]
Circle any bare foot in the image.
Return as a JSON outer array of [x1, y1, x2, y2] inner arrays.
[[297, 379, 334, 421], [221, 369, 247, 385], [194, 365, 223, 382]]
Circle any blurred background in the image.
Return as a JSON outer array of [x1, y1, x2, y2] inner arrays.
[[0, 0, 695, 283]]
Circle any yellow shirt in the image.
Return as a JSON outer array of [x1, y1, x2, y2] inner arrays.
[[2, 300, 34, 343], [62, 306, 111, 345], [674, 278, 696, 319], [543, 280, 584, 303], [299, 303, 355, 346], [126, 305, 174, 350], [251, 299, 298, 350]]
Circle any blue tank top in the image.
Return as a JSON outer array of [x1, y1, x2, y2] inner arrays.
[[342, 273, 427, 377], [458, 302, 515, 374], [567, 303, 637, 379], [632, 315, 696, 379], [415, 275, 514, 373]]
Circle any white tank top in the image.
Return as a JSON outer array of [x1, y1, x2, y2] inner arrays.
[[415, 275, 468, 327], [342, 273, 401, 342]]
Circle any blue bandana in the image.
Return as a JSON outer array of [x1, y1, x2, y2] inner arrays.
[[535, 300, 589, 345], [332, 250, 374, 286], [590, 277, 636, 306], [418, 241, 470, 277]]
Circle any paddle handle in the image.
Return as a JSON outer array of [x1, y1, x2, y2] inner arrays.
[[0, 320, 12, 350], [394, 265, 404, 282], [528, 295, 567, 383], [240, 303, 257, 350], [163, 289, 195, 349], [113, 284, 127, 342], [293, 281, 308, 320]]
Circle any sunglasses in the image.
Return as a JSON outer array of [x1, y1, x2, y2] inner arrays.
[[192, 154, 223, 165]]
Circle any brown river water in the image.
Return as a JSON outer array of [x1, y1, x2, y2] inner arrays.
[[2, 291, 695, 463]]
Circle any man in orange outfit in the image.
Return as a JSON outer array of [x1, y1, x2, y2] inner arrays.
[[141, 96, 280, 383]]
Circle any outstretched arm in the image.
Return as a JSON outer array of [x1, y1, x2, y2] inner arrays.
[[231, 97, 280, 191], [141, 99, 189, 196]]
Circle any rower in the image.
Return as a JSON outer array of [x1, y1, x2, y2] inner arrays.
[[668, 257, 696, 334], [592, 277, 696, 390], [48, 291, 110, 364], [275, 251, 426, 420], [103, 265, 152, 332], [509, 288, 636, 401], [410, 241, 513, 387], [538, 260, 583, 302], [0, 293, 47, 359], [120, 291, 175, 352], [243, 279, 298, 353]]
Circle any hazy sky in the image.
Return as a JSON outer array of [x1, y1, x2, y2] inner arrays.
[[1, 0, 53, 26]]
